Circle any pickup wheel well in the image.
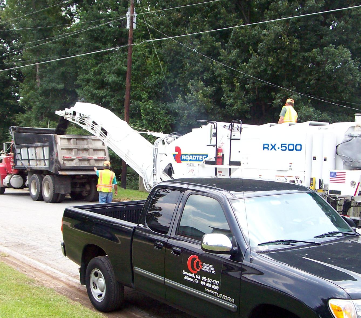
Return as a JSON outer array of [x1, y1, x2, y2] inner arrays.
[[250, 305, 300, 318], [80, 245, 106, 285]]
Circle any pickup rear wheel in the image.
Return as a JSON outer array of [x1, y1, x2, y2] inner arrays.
[[29, 174, 43, 201], [86, 256, 124, 312], [0, 187, 5, 194]]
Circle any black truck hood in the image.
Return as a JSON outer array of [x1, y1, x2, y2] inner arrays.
[[264, 236, 361, 298]]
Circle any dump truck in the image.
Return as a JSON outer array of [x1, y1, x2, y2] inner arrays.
[[0, 126, 109, 203]]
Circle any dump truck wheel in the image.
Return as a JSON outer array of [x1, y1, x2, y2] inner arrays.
[[42, 175, 59, 203], [29, 174, 43, 201], [83, 180, 98, 202]]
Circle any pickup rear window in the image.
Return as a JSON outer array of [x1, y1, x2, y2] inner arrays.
[[146, 188, 182, 234]]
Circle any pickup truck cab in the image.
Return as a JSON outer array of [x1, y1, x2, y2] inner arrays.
[[61, 178, 361, 318]]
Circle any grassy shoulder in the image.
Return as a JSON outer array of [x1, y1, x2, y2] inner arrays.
[[0, 261, 104, 318], [113, 188, 149, 201]]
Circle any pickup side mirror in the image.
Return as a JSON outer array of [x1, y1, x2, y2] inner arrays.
[[201, 233, 233, 254]]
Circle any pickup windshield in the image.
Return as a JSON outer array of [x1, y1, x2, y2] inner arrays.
[[231, 192, 355, 249]]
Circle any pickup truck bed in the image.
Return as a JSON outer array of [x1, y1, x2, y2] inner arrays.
[[62, 178, 361, 318], [68, 200, 145, 222]]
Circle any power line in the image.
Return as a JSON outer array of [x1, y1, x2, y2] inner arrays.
[[143, 0, 175, 103], [140, 19, 361, 112], [2, 0, 223, 60], [10, 0, 222, 48], [0, 3, 360, 112], [2, 3, 361, 71], [25, 16, 126, 49], [1, 0, 222, 34], [138, 0, 224, 16], [0, 44, 125, 73], [6, 0, 72, 22], [138, 4, 361, 42], [0, 13, 124, 33], [0, 24, 69, 32]]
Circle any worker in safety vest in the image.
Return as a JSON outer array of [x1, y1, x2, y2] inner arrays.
[[94, 161, 118, 203], [278, 98, 298, 124]]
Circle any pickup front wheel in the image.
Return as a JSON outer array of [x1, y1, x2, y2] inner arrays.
[[85, 256, 124, 312]]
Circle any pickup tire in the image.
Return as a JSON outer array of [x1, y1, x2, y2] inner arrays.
[[29, 174, 43, 201], [0, 187, 5, 194], [86, 256, 124, 312]]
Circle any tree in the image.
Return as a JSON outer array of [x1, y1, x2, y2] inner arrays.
[[0, 9, 22, 144], [1, 0, 360, 139], [4, 0, 78, 128]]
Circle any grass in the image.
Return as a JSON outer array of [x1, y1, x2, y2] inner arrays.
[[113, 188, 149, 201], [0, 261, 104, 318]]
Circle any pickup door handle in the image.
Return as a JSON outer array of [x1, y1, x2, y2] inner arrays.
[[172, 247, 181, 256], [154, 241, 163, 249]]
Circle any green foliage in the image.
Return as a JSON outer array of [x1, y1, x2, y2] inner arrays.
[[0, 0, 360, 155], [0, 14, 22, 142], [4, 0, 78, 128]]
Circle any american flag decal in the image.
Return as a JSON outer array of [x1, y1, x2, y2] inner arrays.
[[330, 171, 346, 183]]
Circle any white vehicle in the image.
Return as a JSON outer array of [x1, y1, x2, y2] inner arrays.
[[56, 102, 361, 221]]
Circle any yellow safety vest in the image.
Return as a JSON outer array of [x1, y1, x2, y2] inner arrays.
[[283, 106, 298, 123], [97, 169, 115, 192]]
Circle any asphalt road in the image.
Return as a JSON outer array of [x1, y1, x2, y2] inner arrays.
[[0, 188, 193, 318]]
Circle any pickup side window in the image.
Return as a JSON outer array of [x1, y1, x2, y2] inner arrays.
[[177, 194, 231, 241], [146, 188, 181, 234]]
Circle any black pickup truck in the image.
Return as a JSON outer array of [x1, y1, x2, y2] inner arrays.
[[61, 178, 361, 318]]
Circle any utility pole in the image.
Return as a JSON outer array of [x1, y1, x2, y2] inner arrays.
[[121, 0, 135, 189]]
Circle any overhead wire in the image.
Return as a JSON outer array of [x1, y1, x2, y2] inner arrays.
[[7, 0, 223, 47], [2, 3, 360, 65], [137, 0, 224, 16], [139, 18, 361, 112], [0, 2, 360, 112], [12, 2, 360, 59], [143, 0, 175, 103], [25, 16, 126, 50], [137, 4, 361, 42], [5, 0, 73, 22], [0, 45, 125, 73], [0, 0, 224, 67]]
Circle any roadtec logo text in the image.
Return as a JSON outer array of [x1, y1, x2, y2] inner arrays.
[[174, 146, 208, 163]]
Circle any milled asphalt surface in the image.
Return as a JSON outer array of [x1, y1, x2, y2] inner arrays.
[[0, 188, 193, 318]]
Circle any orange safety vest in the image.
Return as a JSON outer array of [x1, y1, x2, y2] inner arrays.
[[283, 106, 298, 123], [97, 169, 115, 192]]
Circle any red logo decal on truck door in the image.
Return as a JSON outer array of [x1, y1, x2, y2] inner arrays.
[[187, 255, 203, 274]]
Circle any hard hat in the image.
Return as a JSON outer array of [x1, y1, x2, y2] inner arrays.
[[286, 98, 294, 104], [103, 161, 110, 167]]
